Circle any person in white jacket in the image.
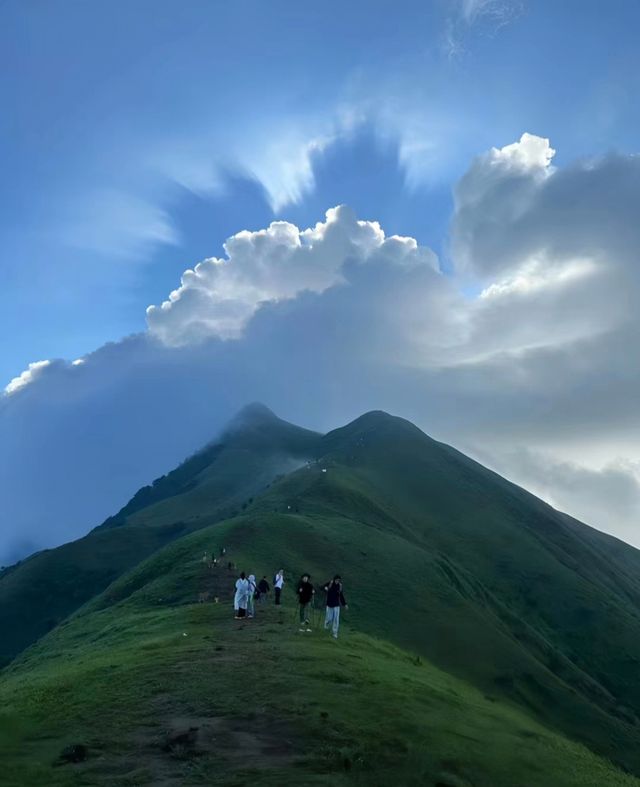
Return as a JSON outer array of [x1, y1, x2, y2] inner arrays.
[[246, 574, 257, 618], [273, 569, 285, 605], [234, 572, 250, 619]]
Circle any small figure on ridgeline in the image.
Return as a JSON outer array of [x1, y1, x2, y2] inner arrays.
[[220, 547, 227, 558], [234, 572, 249, 619], [296, 574, 315, 631], [247, 574, 257, 619], [257, 575, 270, 603], [202, 551, 209, 564], [323, 575, 348, 639], [274, 569, 285, 605]]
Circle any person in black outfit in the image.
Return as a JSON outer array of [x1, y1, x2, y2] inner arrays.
[[257, 575, 270, 603], [296, 574, 315, 630], [323, 575, 347, 639]]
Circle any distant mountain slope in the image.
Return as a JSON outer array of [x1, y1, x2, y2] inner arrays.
[[99, 402, 321, 530], [0, 404, 320, 666]]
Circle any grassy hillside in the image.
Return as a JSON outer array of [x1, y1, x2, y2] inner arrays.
[[2, 525, 638, 787], [99, 403, 321, 531], [0, 523, 183, 667], [3, 406, 640, 784], [0, 404, 320, 666], [248, 412, 640, 771]]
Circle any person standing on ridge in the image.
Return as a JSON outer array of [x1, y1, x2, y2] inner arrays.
[[247, 574, 257, 618], [257, 575, 270, 603], [296, 574, 315, 631], [274, 569, 284, 605], [322, 575, 347, 639], [234, 572, 249, 619]]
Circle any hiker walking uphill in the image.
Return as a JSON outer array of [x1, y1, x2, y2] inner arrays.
[[323, 575, 347, 639], [296, 574, 315, 631], [274, 569, 284, 605], [234, 572, 250, 619]]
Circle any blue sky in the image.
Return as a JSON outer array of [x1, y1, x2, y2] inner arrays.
[[3, 0, 639, 383], [3, 0, 640, 561]]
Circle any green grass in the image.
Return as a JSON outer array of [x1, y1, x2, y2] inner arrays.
[[2, 586, 638, 787]]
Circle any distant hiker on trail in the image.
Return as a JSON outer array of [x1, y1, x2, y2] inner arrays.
[[274, 570, 284, 605], [257, 575, 270, 603], [323, 575, 347, 639], [234, 572, 249, 619], [296, 574, 315, 631], [247, 574, 257, 618], [220, 547, 226, 557]]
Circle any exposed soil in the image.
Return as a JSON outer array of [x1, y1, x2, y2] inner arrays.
[[92, 713, 299, 786]]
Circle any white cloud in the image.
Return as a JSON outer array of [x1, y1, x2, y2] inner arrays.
[[489, 132, 555, 172], [146, 205, 438, 346], [459, 0, 522, 25], [443, 0, 523, 60], [452, 133, 640, 288], [149, 108, 363, 213], [55, 188, 179, 259], [240, 133, 330, 212], [4, 360, 52, 395], [479, 256, 597, 300]]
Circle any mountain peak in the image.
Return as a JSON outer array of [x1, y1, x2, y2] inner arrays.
[[355, 409, 394, 423], [229, 402, 279, 426], [337, 409, 417, 434]]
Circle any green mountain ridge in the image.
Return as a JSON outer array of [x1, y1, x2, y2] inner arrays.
[[0, 404, 320, 666], [1, 406, 639, 785]]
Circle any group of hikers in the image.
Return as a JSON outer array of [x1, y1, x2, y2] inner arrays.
[[233, 570, 348, 639]]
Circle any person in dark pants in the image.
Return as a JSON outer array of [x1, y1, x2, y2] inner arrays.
[[296, 574, 315, 631], [257, 575, 270, 603], [322, 575, 347, 639], [274, 569, 284, 605]]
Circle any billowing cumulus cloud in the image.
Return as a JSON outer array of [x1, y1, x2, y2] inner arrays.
[[2, 134, 640, 565], [453, 133, 640, 286], [146, 205, 438, 346]]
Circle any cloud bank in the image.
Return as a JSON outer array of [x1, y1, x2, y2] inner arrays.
[[2, 133, 640, 563]]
